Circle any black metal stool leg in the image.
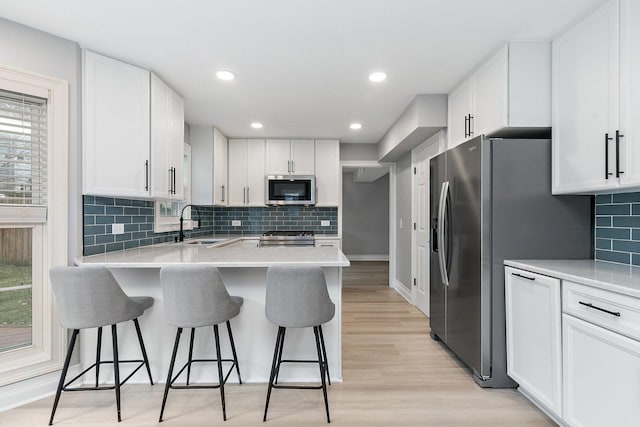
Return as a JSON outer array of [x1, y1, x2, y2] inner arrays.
[[111, 324, 122, 422], [49, 329, 79, 426], [274, 327, 286, 384], [95, 327, 102, 387], [133, 319, 154, 385], [213, 324, 226, 421], [318, 325, 330, 385], [186, 328, 195, 386], [159, 328, 182, 422], [263, 326, 284, 422], [314, 326, 330, 423], [226, 321, 242, 384]]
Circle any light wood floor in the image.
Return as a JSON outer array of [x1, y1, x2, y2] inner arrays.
[[1, 262, 553, 426]]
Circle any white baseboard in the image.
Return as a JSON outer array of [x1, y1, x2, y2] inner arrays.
[[392, 279, 412, 303], [0, 364, 81, 412], [346, 254, 389, 261]]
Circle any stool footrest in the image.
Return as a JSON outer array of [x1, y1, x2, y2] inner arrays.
[[169, 358, 237, 389], [272, 384, 323, 390], [63, 359, 146, 390]]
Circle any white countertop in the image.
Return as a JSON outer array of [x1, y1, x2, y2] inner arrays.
[[76, 237, 350, 268], [505, 259, 640, 298]]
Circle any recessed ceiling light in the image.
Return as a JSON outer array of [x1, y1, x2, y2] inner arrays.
[[350, 123, 362, 130], [216, 70, 236, 81], [368, 72, 387, 82], [251, 122, 263, 129]]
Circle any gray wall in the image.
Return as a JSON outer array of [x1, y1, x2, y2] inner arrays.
[[0, 18, 82, 264], [342, 172, 389, 256], [340, 143, 378, 161], [395, 152, 412, 289]]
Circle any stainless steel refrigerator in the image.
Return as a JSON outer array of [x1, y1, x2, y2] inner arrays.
[[429, 135, 592, 388]]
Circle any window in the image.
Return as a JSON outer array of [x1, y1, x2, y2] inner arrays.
[[0, 66, 68, 386], [154, 143, 193, 232]]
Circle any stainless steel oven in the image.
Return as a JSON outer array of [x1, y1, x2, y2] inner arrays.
[[266, 175, 316, 206]]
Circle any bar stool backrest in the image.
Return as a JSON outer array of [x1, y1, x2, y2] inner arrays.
[[49, 266, 145, 329], [160, 265, 241, 328], [265, 266, 335, 328]]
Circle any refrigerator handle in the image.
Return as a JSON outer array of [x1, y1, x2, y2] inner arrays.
[[437, 181, 450, 286]]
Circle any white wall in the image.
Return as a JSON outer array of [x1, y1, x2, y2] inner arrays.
[[340, 143, 378, 161], [395, 153, 412, 289], [341, 172, 389, 257], [0, 18, 82, 263]]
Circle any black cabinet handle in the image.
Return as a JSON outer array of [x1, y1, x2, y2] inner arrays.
[[512, 272, 535, 281], [616, 130, 624, 178], [579, 301, 621, 317], [144, 160, 149, 191], [464, 116, 469, 138], [605, 133, 613, 179], [468, 114, 474, 137], [172, 167, 176, 194]]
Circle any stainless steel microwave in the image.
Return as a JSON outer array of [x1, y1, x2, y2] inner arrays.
[[266, 175, 316, 206]]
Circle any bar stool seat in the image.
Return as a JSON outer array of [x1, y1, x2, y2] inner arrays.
[[263, 266, 335, 423], [48, 266, 154, 425], [159, 265, 243, 422]]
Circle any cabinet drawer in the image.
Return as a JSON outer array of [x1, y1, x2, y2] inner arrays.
[[563, 281, 640, 341], [315, 239, 340, 248]]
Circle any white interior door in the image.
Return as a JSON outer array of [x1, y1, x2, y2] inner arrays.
[[412, 139, 441, 317]]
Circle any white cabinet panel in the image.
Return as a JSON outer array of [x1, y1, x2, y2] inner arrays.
[[552, 0, 619, 194], [191, 127, 228, 206], [474, 46, 508, 136], [447, 78, 474, 149], [314, 140, 339, 206], [82, 50, 150, 198], [505, 267, 563, 418], [563, 314, 640, 427], [290, 139, 315, 175], [168, 89, 184, 199], [266, 139, 291, 175], [228, 139, 265, 206]]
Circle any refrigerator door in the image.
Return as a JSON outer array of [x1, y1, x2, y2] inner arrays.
[[444, 137, 484, 376], [429, 152, 446, 341]]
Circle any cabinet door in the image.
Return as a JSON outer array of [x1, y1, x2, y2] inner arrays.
[[168, 89, 184, 199], [246, 139, 266, 206], [83, 51, 150, 198], [266, 139, 291, 175], [447, 78, 474, 149], [290, 139, 315, 175], [563, 314, 640, 426], [619, 0, 640, 188], [213, 128, 228, 205], [552, 0, 619, 194], [150, 74, 170, 199], [504, 267, 562, 417], [474, 45, 508, 136], [227, 139, 246, 206], [314, 140, 339, 206]]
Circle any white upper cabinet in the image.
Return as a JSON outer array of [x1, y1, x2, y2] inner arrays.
[[150, 73, 184, 200], [447, 42, 551, 149], [266, 139, 315, 175], [228, 139, 265, 206], [191, 126, 228, 206], [83, 50, 151, 198], [314, 140, 340, 206], [553, 0, 620, 194]]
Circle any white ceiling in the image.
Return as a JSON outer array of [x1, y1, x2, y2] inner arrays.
[[0, 0, 605, 143]]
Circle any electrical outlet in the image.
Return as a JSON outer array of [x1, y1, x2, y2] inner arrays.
[[232, 220, 241, 226], [321, 220, 330, 227], [192, 220, 199, 228], [112, 223, 124, 235]]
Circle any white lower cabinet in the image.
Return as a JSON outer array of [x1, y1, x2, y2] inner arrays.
[[505, 267, 562, 418], [506, 264, 640, 427], [563, 314, 640, 427]]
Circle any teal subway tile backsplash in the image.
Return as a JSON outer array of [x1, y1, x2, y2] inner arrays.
[[594, 191, 640, 266], [83, 196, 339, 255]]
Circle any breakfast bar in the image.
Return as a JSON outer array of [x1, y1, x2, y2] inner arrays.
[[75, 238, 350, 385]]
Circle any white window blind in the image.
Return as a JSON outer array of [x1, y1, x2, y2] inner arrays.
[[0, 89, 47, 208]]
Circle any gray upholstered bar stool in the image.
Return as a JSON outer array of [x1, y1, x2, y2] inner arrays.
[[263, 266, 335, 423], [48, 266, 154, 425], [159, 265, 243, 422]]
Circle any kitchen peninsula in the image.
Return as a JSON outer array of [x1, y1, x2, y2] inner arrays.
[[75, 237, 350, 384]]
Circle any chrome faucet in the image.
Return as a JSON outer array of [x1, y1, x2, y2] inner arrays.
[[178, 204, 199, 242]]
